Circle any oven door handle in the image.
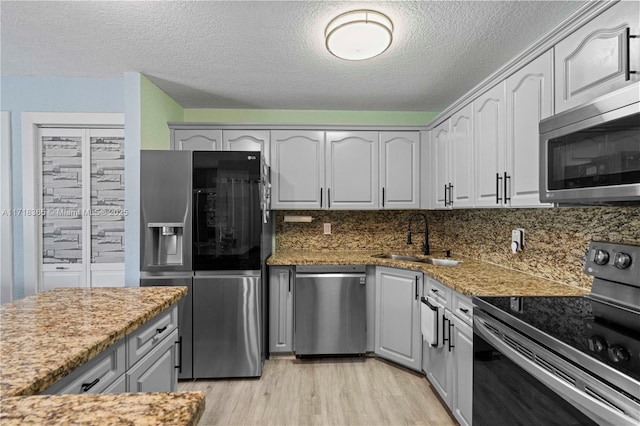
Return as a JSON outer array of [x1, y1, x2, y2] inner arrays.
[[474, 315, 639, 426]]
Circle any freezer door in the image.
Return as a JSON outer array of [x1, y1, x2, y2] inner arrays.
[[193, 274, 262, 378], [139, 276, 193, 380]]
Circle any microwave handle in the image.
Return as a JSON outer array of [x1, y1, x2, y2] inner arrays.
[[626, 28, 638, 81]]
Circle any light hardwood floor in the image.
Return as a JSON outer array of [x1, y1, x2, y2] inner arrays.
[[178, 356, 457, 426]]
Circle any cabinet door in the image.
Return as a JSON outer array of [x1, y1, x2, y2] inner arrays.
[[326, 131, 379, 210], [431, 121, 450, 209], [269, 267, 294, 353], [506, 51, 554, 208], [172, 129, 222, 151], [375, 267, 422, 371], [449, 106, 474, 208], [451, 314, 473, 426], [380, 132, 420, 209], [222, 130, 270, 165], [554, 1, 640, 113], [127, 329, 178, 393], [420, 130, 432, 209], [473, 82, 506, 207], [271, 130, 324, 209], [426, 309, 453, 407]]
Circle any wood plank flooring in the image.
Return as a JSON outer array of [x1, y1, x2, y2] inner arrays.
[[178, 356, 456, 426]]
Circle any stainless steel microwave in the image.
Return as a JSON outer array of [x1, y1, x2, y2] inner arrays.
[[539, 84, 640, 205]]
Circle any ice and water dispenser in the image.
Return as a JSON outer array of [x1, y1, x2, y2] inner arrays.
[[146, 222, 185, 266]]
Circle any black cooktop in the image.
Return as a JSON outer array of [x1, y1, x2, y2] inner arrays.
[[476, 295, 640, 383]]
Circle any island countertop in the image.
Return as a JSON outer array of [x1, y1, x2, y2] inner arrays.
[[0, 286, 205, 425], [0, 286, 187, 397], [267, 250, 588, 297]]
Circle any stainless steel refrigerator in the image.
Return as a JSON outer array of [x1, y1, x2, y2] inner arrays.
[[140, 150, 272, 379]]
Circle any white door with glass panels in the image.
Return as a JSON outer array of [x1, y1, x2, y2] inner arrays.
[[40, 128, 125, 290]]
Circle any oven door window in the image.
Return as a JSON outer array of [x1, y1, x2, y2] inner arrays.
[[547, 113, 640, 191], [473, 333, 598, 426]]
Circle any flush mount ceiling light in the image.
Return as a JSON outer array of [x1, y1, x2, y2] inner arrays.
[[325, 10, 393, 61]]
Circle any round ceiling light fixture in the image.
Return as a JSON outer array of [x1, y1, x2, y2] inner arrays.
[[325, 10, 393, 61]]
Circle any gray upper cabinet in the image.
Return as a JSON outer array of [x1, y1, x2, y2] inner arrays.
[[380, 131, 421, 209], [172, 129, 222, 151], [271, 130, 325, 209], [431, 121, 450, 209], [222, 130, 270, 165], [505, 50, 553, 207], [554, 1, 640, 113], [473, 82, 507, 208], [449, 105, 474, 208], [325, 131, 379, 210]]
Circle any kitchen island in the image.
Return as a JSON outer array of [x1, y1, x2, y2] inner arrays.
[[0, 287, 205, 425], [267, 249, 588, 296]]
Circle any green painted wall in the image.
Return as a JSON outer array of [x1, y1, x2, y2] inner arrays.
[[140, 75, 184, 149], [183, 108, 438, 125]]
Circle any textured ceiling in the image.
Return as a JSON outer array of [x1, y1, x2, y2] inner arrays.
[[1, 1, 586, 111]]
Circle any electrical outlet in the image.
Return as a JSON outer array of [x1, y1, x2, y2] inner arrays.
[[511, 228, 525, 253], [324, 223, 331, 235]]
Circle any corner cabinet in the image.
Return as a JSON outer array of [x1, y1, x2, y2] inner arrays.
[[268, 266, 294, 353], [431, 106, 473, 209], [379, 132, 421, 209], [374, 267, 422, 371], [554, 0, 640, 113]]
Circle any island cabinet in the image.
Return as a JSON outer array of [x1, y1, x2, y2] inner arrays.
[[43, 305, 179, 395], [554, 0, 640, 113], [374, 267, 422, 371], [268, 266, 294, 353], [422, 277, 473, 426]]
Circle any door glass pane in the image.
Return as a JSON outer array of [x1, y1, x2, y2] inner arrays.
[[90, 135, 125, 263], [42, 135, 83, 264]]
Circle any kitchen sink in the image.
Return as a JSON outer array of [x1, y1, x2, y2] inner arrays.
[[371, 253, 461, 266], [371, 253, 423, 262]]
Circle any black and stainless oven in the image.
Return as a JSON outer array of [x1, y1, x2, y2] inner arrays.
[[473, 242, 640, 426], [539, 85, 640, 205]]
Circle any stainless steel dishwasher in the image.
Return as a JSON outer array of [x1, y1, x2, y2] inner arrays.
[[295, 265, 366, 356]]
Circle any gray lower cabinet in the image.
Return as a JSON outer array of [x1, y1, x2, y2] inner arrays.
[[42, 338, 126, 395], [43, 305, 179, 395], [128, 329, 178, 393], [451, 313, 473, 426], [269, 266, 294, 353], [374, 267, 422, 371]]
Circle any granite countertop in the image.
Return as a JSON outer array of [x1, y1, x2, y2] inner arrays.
[[0, 287, 204, 426], [0, 391, 205, 425], [268, 250, 588, 297]]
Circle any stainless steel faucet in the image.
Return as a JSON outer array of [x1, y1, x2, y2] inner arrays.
[[407, 213, 430, 255]]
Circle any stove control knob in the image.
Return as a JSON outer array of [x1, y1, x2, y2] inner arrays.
[[608, 345, 630, 363], [613, 252, 632, 269], [594, 249, 610, 265], [590, 336, 607, 354]]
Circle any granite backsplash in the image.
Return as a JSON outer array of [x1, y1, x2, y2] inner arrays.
[[274, 207, 640, 289]]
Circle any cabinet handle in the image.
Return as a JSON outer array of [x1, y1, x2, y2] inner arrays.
[[414, 276, 419, 300], [81, 378, 100, 392], [55, 266, 67, 270], [504, 172, 511, 203], [459, 308, 469, 314], [382, 187, 385, 208], [626, 28, 638, 81], [496, 173, 503, 204], [448, 321, 455, 352], [288, 273, 292, 293], [320, 188, 323, 208], [156, 325, 168, 334], [328, 188, 331, 208], [443, 184, 448, 206], [442, 316, 449, 347], [448, 183, 454, 206], [175, 336, 182, 372], [431, 288, 438, 293]]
